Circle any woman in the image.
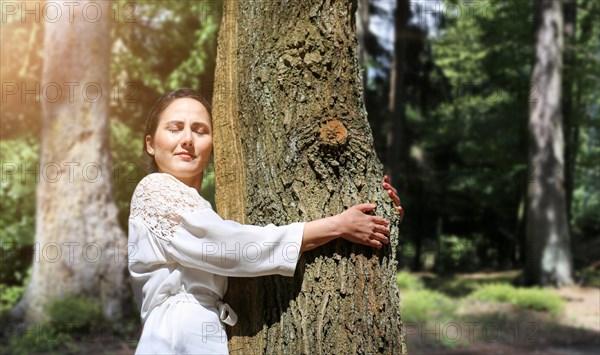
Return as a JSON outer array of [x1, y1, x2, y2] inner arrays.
[[128, 88, 403, 354]]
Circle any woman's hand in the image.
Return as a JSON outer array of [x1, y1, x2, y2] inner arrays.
[[383, 175, 404, 223], [301, 203, 390, 252], [336, 203, 390, 249]]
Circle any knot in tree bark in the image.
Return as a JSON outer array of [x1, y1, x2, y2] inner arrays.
[[319, 120, 348, 147]]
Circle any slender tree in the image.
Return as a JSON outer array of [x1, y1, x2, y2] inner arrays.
[[386, 0, 410, 184], [562, 0, 578, 221], [212, 0, 406, 353], [526, 0, 573, 286], [14, 0, 129, 322]]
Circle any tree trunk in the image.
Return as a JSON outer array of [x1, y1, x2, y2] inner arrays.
[[562, 0, 577, 222], [356, 0, 370, 85], [213, 0, 406, 353], [385, 0, 411, 186], [14, 0, 129, 323], [525, 0, 573, 286]]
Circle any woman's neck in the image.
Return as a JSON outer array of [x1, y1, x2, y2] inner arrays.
[[160, 171, 203, 194]]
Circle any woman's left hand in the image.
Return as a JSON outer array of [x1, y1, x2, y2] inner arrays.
[[383, 175, 404, 223]]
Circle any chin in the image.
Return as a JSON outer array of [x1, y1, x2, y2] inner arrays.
[[166, 164, 204, 178]]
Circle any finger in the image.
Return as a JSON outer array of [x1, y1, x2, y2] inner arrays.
[[371, 232, 389, 244], [388, 190, 400, 206], [354, 203, 377, 212], [384, 175, 390, 184], [383, 182, 398, 195], [373, 224, 390, 236], [397, 206, 404, 223], [371, 216, 389, 226], [368, 238, 383, 249]]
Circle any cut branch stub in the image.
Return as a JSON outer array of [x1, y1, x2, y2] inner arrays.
[[319, 120, 348, 147]]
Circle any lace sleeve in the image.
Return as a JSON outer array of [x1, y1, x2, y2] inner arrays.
[[129, 173, 212, 241]]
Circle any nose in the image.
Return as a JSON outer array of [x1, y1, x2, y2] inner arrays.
[[181, 128, 194, 148]]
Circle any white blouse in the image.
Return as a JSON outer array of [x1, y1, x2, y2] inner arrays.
[[128, 173, 305, 354]]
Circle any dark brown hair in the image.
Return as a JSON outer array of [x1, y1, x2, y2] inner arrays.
[[141, 88, 212, 173]]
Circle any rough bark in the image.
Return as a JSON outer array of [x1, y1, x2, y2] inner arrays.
[[14, 0, 130, 323], [356, 0, 370, 85], [213, 0, 406, 353], [525, 0, 573, 286]]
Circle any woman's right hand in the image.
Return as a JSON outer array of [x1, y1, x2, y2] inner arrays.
[[336, 203, 390, 249]]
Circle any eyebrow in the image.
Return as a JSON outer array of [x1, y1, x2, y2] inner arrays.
[[164, 120, 182, 125], [164, 120, 210, 127]]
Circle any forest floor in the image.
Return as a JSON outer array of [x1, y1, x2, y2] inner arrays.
[[406, 273, 600, 355], [3, 272, 598, 354]]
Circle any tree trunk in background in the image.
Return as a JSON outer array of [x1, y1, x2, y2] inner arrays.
[[562, 0, 577, 222], [213, 0, 406, 353], [385, 0, 410, 185], [525, 0, 573, 286], [14, 0, 129, 323], [356, 0, 370, 85]]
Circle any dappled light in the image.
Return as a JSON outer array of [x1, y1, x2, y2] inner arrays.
[[1, 0, 598, 353]]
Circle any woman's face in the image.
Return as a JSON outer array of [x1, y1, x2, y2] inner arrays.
[[146, 98, 212, 180]]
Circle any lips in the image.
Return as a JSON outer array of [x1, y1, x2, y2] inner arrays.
[[175, 152, 196, 158]]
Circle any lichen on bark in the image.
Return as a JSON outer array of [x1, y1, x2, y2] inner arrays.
[[214, 0, 406, 353]]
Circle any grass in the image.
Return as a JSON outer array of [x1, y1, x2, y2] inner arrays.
[[420, 271, 521, 297], [469, 283, 565, 316], [397, 271, 570, 350], [401, 289, 455, 323], [396, 271, 424, 291]]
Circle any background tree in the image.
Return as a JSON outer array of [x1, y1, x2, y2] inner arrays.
[[525, 0, 573, 286], [212, 0, 406, 353], [13, 0, 130, 322]]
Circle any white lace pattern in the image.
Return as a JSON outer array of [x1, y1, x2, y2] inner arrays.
[[129, 173, 212, 241]]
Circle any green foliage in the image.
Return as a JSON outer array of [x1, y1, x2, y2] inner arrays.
[[424, 271, 521, 298], [468, 283, 517, 303], [0, 284, 24, 315], [469, 283, 564, 315], [396, 271, 424, 291], [7, 324, 72, 355], [513, 288, 564, 315], [200, 163, 216, 208], [111, 0, 222, 129], [566, 0, 600, 267], [0, 138, 38, 285], [5, 295, 100, 354], [580, 268, 600, 288], [46, 296, 104, 333], [401, 290, 455, 323], [110, 120, 147, 229]]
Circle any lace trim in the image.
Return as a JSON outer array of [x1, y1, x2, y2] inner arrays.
[[129, 173, 212, 240]]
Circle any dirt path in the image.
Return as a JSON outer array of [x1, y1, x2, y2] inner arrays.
[[407, 283, 600, 354], [555, 286, 600, 332]]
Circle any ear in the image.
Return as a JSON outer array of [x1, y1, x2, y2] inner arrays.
[[145, 135, 154, 156]]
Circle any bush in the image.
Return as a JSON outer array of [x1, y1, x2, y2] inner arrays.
[[0, 284, 24, 315], [0, 138, 38, 286], [6, 296, 104, 353], [396, 272, 424, 291], [8, 324, 72, 355], [46, 295, 104, 333], [401, 290, 455, 323]]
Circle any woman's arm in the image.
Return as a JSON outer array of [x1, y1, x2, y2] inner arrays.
[[301, 203, 390, 252]]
